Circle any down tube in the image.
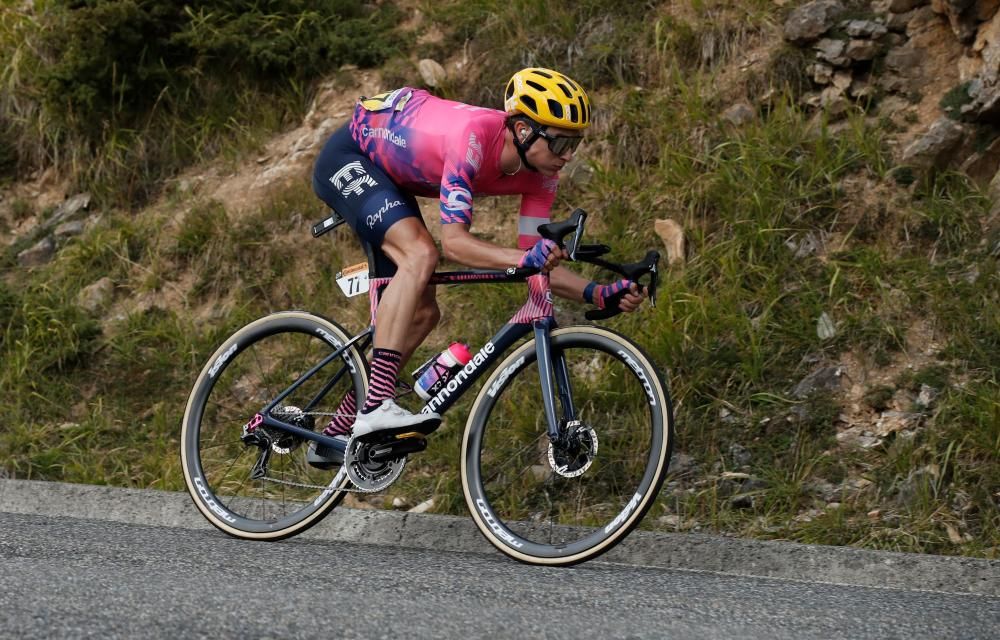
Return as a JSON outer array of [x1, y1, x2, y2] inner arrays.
[[418, 323, 533, 417]]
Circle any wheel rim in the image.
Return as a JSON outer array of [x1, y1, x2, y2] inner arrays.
[[184, 315, 362, 535], [465, 330, 670, 561]]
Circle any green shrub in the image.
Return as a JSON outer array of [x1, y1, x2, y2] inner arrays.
[[1, 0, 407, 204]]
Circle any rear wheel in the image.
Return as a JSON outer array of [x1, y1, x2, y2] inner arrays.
[[461, 326, 672, 565], [181, 311, 368, 540]]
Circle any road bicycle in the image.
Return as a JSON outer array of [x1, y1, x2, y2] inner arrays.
[[180, 209, 673, 565]]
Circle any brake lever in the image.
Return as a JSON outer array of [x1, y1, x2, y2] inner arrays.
[[583, 250, 660, 321]]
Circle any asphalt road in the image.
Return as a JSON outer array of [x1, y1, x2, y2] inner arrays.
[[1, 512, 998, 640]]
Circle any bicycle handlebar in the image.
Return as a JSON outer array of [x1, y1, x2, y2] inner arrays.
[[537, 210, 660, 321]]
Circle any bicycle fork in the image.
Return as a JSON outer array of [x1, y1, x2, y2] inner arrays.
[[533, 321, 577, 445]]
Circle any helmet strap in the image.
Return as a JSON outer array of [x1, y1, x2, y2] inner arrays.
[[507, 117, 541, 173]]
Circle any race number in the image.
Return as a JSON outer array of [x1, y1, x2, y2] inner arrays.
[[335, 262, 370, 298]]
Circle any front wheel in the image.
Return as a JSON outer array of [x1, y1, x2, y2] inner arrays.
[[180, 311, 368, 540], [461, 326, 673, 566]]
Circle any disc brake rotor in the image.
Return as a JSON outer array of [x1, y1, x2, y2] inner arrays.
[[548, 420, 599, 478], [344, 436, 406, 493], [266, 406, 314, 454]]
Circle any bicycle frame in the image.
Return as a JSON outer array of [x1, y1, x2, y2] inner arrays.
[[250, 266, 572, 453]]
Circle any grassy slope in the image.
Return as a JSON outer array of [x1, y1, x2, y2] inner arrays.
[[1, 0, 997, 556]]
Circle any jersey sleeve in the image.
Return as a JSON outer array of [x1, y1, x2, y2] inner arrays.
[[439, 128, 484, 225], [516, 175, 558, 249]]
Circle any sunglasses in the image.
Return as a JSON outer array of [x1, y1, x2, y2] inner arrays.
[[535, 128, 584, 156]]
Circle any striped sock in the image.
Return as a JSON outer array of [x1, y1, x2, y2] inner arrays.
[[323, 391, 356, 436], [361, 348, 402, 414]]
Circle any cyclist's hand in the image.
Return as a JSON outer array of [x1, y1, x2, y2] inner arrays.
[[591, 279, 646, 312], [518, 238, 567, 273]]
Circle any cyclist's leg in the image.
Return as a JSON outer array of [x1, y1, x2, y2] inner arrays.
[[313, 124, 441, 434]]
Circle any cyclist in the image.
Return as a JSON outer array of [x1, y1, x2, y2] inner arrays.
[[308, 67, 646, 467]]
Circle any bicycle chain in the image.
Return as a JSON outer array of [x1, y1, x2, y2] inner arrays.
[[259, 474, 375, 493]]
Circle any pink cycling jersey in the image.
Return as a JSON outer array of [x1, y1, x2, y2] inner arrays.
[[348, 88, 559, 249]]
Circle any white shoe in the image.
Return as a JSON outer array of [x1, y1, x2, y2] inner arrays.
[[352, 399, 441, 438]]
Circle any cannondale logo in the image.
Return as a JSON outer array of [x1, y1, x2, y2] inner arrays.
[[444, 187, 472, 212], [331, 161, 377, 197]]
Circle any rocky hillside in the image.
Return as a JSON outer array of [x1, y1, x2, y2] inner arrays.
[[1, 0, 996, 557]]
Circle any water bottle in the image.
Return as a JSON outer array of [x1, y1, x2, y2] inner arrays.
[[413, 342, 473, 400]]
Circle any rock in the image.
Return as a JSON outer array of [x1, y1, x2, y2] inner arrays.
[[658, 514, 682, 527], [875, 410, 924, 436], [46, 192, 91, 229], [844, 19, 889, 38], [817, 312, 837, 340], [965, 76, 1000, 123], [729, 494, 755, 509], [793, 365, 845, 398], [54, 220, 86, 238], [722, 102, 755, 126], [895, 464, 939, 506], [884, 46, 923, 73], [417, 59, 447, 87], [819, 86, 851, 114], [391, 496, 409, 509], [886, 9, 918, 31], [741, 476, 768, 492], [932, 0, 981, 43], [915, 383, 940, 408], [784, 0, 847, 44], [960, 135, 1000, 186], [669, 452, 698, 476], [729, 443, 752, 467], [850, 76, 877, 99], [812, 62, 835, 84], [77, 277, 114, 312], [832, 70, 853, 91], [900, 117, 966, 169], [785, 230, 828, 257], [408, 498, 435, 513], [846, 38, 880, 60], [889, 0, 929, 12], [653, 218, 686, 266], [17, 236, 55, 267], [815, 38, 850, 66]]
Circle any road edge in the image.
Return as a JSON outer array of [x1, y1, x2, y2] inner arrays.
[[1, 478, 996, 596]]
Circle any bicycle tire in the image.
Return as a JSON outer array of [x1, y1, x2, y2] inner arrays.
[[461, 325, 673, 565], [181, 311, 368, 540]]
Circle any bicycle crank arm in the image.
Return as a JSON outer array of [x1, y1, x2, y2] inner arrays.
[[368, 436, 428, 463]]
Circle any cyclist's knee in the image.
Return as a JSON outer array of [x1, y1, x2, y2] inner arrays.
[[393, 238, 439, 280]]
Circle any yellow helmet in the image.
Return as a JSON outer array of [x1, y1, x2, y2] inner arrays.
[[504, 68, 591, 130]]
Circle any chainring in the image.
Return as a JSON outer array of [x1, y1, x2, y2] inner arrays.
[[344, 436, 407, 493], [547, 420, 599, 478]]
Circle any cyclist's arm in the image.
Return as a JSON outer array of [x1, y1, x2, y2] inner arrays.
[[441, 224, 641, 307], [440, 222, 526, 269]]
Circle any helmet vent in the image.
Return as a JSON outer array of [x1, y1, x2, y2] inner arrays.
[[534, 69, 554, 79], [568, 103, 579, 122], [547, 99, 564, 118], [557, 82, 573, 99], [521, 95, 538, 113], [527, 80, 547, 92]]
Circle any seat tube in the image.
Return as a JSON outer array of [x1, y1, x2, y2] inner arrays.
[[532, 320, 562, 441]]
